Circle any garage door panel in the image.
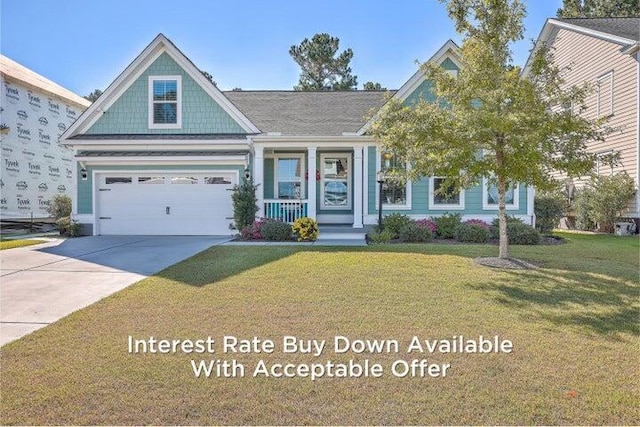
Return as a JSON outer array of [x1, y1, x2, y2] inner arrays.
[[97, 173, 236, 235]]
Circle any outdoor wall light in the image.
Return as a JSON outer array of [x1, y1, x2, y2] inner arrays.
[[81, 168, 88, 181], [244, 168, 251, 180]]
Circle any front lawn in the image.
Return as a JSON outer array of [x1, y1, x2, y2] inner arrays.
[[0, 238, 46, 250], [1, 232, 638, 425]]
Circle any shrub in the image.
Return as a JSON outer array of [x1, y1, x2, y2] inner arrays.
[[47, 194, 71, 220], [506, 222, 540, 245], [231, 178, 258, 230], [399, 223, 433, 243], [463, 219, 490, 230], [382, 213, 413, 238], [433, 213, 462, 239], [573, 189, 595, 231], [292, 217, 319, 241], [368, 229, 394, 244], [240, 218, 267, 240], [56, 217, 80, 237], [260, 219, 293, 241], [535, 194, 565, 234], [414, 218, 438, 234], [585, 173, 636, 233], [455, 223, 490, 243], [490, 215, 524, 239]]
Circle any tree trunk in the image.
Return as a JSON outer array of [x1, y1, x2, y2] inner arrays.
[[496, 135, 509, 259], [497, 174, 509, 259]]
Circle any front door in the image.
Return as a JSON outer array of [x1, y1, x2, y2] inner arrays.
[[320, 154, 350, 210]]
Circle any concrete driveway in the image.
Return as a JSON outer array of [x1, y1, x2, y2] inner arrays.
[[0, 235, 231, 346]]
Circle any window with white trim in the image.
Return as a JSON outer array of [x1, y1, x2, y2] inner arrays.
[[596, 71, 613, 119], [429, 177, 464, 210], [482, 178, 519, 210], [379, 153, 411, 209], [275, 156, 304, 199], [149, 76, 182, 128], [595, 150, 614, 176]]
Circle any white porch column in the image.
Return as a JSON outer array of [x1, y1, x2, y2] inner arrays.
[[353, 147, 364, 228], [307, 147, 317, 219], [254, 145, 265, 218]]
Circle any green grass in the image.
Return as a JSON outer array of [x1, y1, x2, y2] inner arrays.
[[1, 232, 638, 425], [0, 238, 46, 250]]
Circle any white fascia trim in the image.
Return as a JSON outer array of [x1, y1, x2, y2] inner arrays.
[[523, 19, 637, 77], [62, 42, 166, 140], [251, 135, 375, 144], [357, 40, 461, 135], [428, 177, 466, 210], [481, 178, 520, 210], [76, 156, 247, 165], [65, 140, 250, 149], [61, 34, 260, 140], [548, 19, 636, 47]]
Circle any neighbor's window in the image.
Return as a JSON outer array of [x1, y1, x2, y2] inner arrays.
[[276, 157, 304, 199], [595, 151, 614, 176], [149, 76, 182, 128], [597, 71, 613, 119], [482, 178, 519, 210], [381, 154, 410, 208], [430, 177, 464, 209]]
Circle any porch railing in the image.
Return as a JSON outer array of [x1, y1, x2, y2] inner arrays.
[[264, 199, 309, 223]]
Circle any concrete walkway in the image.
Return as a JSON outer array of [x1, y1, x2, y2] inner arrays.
[[0, 235, 231, 346]]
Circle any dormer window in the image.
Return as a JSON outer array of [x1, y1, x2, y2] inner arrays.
[[149, 76, 182, 128]]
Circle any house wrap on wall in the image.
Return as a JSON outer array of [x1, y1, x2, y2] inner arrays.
[[1, 55, 91, 219], [524, 17, 640, 221], [61, 34, 535, 236]]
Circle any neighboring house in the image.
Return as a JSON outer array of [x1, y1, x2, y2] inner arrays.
[[1, 55, 91, 219], [524, 17, 640, 222], [61, 34, 534, 236]]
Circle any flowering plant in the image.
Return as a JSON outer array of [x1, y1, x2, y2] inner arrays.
[[292, 217, 319, 241]]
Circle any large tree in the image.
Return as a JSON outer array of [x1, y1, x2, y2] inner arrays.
[[289, 33, 357, 91], [370, 0, 604, 259], [84, 89, 102, 103], [363, 81, 387, 91], [557, 0, 639, 17]]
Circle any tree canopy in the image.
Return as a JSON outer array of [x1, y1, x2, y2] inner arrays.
[[363, 81, 387, 91], [370, 0, 604, 259], [557, 0, 639, 18], [84, 89, 102, 103], [289, 33, 357, 91]]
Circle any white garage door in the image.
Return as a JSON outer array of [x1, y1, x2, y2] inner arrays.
[[96, 172, 236, 235]]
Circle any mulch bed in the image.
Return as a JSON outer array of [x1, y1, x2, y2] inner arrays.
[[474, 257, 539, 270]]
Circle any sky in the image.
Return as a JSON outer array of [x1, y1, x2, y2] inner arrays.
[[1, 0, 562, 96]]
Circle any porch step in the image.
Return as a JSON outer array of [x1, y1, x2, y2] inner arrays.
[[317, 226, 368, 242]]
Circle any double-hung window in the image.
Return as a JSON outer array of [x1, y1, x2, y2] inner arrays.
[[276, 156, 304, 199], [429, 177, 465, 210], [149, 76, 182, 129], [482, 178, 519, 210], [378, 153, 411, 209]]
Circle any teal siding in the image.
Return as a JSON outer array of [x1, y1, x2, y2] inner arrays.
[[264, 158, 274, 199], [366, 147, 529, 217], [85, 53, 245, 135], [77, 164, 244, 214], [404, 58, 460, 107]]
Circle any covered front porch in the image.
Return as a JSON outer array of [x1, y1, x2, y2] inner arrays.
[[251, 137, 371, 228]]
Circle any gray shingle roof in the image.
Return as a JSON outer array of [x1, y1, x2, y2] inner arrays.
[[223, 90, 395, 135], [559, 17, 640, 41]]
